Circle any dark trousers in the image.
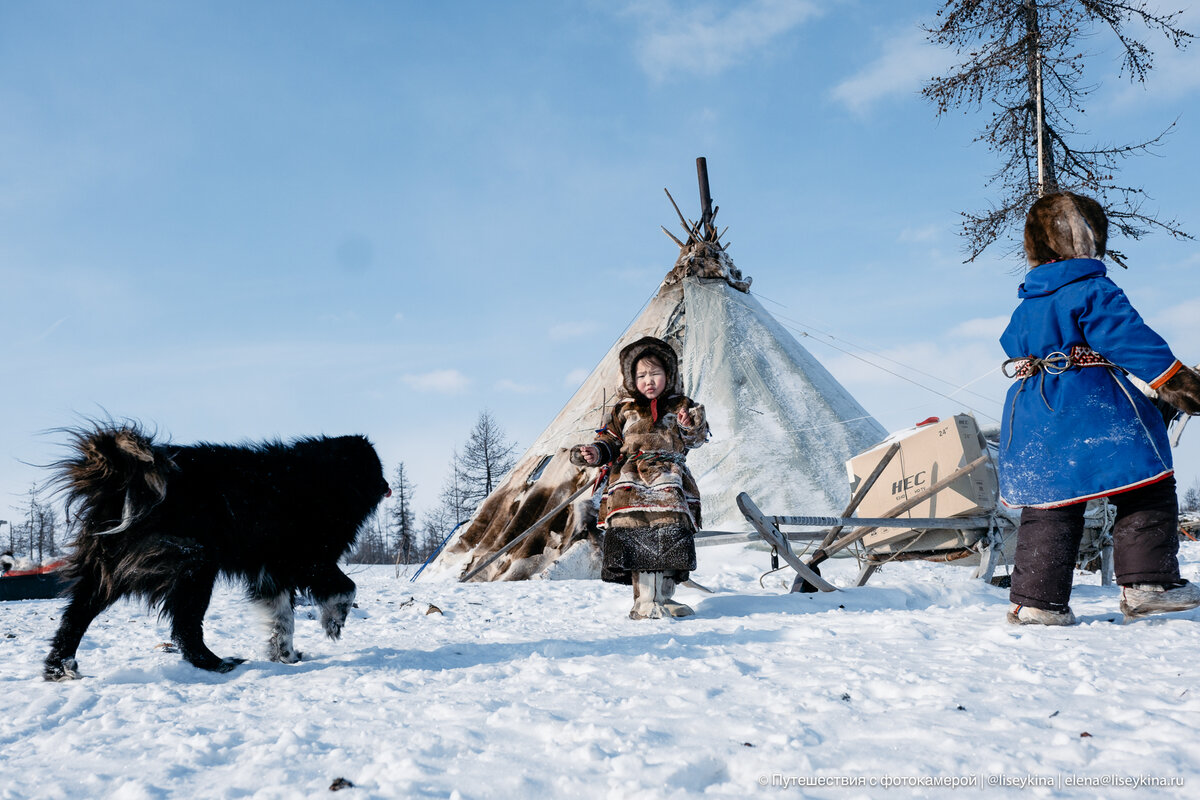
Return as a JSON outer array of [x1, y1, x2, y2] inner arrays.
[[1010, 476, 1180, 612]]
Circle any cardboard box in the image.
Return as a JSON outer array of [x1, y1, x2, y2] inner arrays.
[[845, 415, 997, 551]]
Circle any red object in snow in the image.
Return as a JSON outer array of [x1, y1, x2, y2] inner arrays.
[[1, 559, 70, 602], [2, 559, 67, 578], [915, 416, 940, 427]]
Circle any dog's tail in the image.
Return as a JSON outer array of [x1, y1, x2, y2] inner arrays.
[[52, 423, 173, 539]]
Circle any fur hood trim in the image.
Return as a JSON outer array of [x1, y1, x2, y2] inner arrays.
[[1024, 192, 1108, 267], [618, 336, 681, 400]]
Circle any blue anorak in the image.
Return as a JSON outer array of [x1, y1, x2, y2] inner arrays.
[[998, 258, 1181, 508]]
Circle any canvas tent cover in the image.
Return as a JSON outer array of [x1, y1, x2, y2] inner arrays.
[[431, 239, 887, 582]]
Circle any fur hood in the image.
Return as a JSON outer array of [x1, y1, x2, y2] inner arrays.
[[618, 336, 681, 400], [1024, 192, 1108, 267]]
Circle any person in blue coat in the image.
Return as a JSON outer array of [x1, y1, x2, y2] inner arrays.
[[999, 192, 1200, 624]]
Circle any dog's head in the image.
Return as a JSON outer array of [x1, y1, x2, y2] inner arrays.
[[340, 434, 391, 505], [299, 433, 390, 518]]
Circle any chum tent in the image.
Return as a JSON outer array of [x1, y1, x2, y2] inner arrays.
[[432, 165, 887, 582]]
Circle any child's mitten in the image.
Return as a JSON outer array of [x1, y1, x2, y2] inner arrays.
[[680, 403, 706, 429], [1156, 364, 1200, 415]]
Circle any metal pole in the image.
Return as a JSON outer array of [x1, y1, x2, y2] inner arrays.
[[774, 515, 994, 530]]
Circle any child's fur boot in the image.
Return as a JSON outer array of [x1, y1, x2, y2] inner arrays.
[[630, 572, 667, 619], [661, 576, 694, 617], [1120, 580, 1200, 620]]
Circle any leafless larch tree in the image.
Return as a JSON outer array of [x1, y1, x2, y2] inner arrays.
[[923, 0, 1193, 263]]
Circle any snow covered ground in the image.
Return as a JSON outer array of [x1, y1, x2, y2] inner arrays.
[[3, 542, 1199, 799]]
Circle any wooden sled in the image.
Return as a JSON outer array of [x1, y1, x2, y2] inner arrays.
[[696, 443, 1115, 591]]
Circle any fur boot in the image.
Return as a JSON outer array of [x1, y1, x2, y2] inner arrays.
[[1120, 580, 1200, 620], [630, 572, 667, 619], [661, 576, 694, 617], [1007, 603, 1076, 626]]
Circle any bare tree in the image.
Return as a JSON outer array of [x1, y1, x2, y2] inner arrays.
[[1183, 478, 1200, 514], [923, 0, 1193, 262], [410, 413, 518, 566], [416, 444, 480, 563], [437, 448, 473, 527], [348, 511, 389, 564], [34, 499, 59, 563], [458, 410, 518, 510], [389, 462, 418, 563], [7, 484, 60, 564], [417, 504, 454, 564]]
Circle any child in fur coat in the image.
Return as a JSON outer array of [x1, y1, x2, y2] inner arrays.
[[999, 192, 1200, 625], [571, 336, 710, 619]]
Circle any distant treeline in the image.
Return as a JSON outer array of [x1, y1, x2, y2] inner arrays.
[[347, 410, 518, 566]]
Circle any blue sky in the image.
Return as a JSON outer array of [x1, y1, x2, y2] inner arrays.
[[3, 0, 1200, 523]]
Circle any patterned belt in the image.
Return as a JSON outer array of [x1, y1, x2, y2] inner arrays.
[[628, 450, 688, 465], [1003, 345, 1113, 379]]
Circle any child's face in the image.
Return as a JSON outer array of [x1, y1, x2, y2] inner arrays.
[[635, 357, 667, 400]]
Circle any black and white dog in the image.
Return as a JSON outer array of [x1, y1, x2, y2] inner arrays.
[[43, 422, 390, 680]]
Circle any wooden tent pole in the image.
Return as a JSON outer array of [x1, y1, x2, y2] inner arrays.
[[812, 442, 900, 561], [696, 157, 714, 238], [792, 441, 900, 592], [459, 481, 592, 582]]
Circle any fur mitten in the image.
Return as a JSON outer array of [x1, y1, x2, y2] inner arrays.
[[1156, 364, 1200, 415], [678, 402, 706, 430]]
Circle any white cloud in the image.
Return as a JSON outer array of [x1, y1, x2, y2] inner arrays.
[[403, 369, 471, 393], [564, 368, 590, 388], [495, 379, 538, 394], [898, 224, 941, 244], [831, 26, 957, 114], [625, 0, 823, 82], [318, 311, 360, 324], [393, 312, 405, 323], [1151, 297, 1200, 349], [548, 322, 598, 341], [948, 315, 1008, 339]]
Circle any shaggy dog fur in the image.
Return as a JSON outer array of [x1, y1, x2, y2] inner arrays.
[[43, 423, 390, 680]]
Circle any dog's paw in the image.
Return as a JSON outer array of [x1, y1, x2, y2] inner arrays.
[[319, 592, 354, 640], [267, 629, 301, 664], [323, 614, 346, 640], [268, 648, 302, 664], [43, 658, 81, 682], [213, 657, 246, 674]]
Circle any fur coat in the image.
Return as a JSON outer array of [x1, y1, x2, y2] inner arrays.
[[570, 337, 709, 583]]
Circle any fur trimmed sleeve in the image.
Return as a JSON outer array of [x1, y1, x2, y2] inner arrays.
[[676, 399, 710, 449], [570, 408, 624, 466]]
